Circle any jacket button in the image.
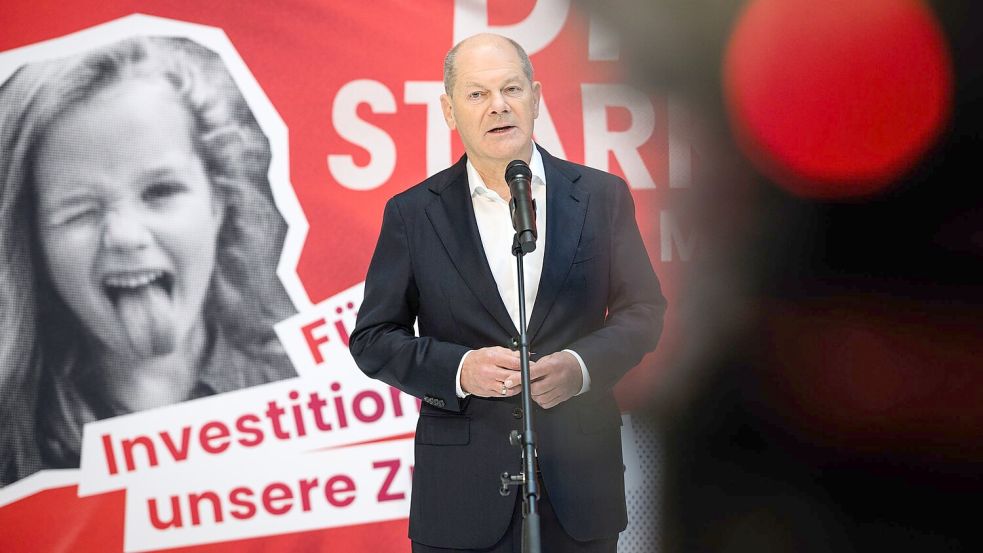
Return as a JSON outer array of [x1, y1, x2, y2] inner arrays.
[[510, 336, 519, 350], [513, 407, 523, 419]]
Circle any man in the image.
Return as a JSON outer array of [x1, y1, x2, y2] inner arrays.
[[350, 33, 666, 552]]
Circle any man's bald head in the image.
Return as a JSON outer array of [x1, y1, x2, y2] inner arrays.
[[443, 33, 534, 96]]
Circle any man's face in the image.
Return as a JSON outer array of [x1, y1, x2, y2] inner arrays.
[[441, 38, 541, 170]]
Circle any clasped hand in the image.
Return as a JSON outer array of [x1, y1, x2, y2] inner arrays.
[[461, 347, 583, 409]]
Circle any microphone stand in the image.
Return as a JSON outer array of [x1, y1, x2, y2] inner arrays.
[[499, 233, 542, 553]]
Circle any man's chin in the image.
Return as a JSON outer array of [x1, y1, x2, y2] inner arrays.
[[484, 139, 532, 162]]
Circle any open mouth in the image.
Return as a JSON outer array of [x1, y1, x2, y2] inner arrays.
[[103, 269, 173, 303], [488, 125, 515, 134]]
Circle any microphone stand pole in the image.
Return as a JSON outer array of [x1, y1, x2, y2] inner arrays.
[[499, 234, 542, 553]]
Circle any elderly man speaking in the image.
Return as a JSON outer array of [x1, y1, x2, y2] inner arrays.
[[350, 33, 666, 552]]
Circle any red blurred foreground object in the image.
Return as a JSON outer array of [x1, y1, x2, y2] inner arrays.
[[759, 298, 983, 460], [724, 0, 952, 198]]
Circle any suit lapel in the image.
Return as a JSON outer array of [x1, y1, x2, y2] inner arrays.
[[527, 148, 588, 343], [425, 157, 518, 337]]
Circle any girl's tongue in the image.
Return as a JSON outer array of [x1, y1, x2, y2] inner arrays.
[[114, 281, 175, 357]]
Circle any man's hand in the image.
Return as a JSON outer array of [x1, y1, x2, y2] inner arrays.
[[461, 346, 522, 397], [528, 351, 583, 409]]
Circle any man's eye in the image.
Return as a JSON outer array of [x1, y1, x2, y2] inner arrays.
[[468, 91, 483, 100], [143, 182, 186, 203], [505, 86, 521, 95]]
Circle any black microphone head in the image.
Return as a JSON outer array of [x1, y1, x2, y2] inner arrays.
[[505, 159, 531, 183]]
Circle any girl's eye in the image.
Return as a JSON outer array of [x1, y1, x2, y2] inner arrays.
[[60, 206, 100, 226], [143, 181, 185, 203], [44, 202, 101, 227]]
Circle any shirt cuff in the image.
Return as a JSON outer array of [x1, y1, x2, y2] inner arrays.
[[455, 350, 473, 398], [563, 349, 590, 395]]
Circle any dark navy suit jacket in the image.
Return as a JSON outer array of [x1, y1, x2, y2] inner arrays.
[[350, 146, 666, 549]]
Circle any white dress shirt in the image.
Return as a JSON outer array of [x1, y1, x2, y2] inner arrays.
[[454, 146, 590, 398]]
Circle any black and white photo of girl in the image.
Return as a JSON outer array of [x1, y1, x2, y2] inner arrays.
[[0, 35, 297, 486]]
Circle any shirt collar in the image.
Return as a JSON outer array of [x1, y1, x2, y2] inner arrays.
[[466, 144, 546, 198]]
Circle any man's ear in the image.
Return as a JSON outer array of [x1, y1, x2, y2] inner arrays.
[[440, 94, 457, 130], [532, 81, 542, 119]]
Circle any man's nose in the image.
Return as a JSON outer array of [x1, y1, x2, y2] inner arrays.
[[101, 209, 152, 251], [489, 91, 510, 114]]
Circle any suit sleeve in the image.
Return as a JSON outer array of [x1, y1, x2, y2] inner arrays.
[[566, 178, 667, 394], [349, 197, 469, 411]]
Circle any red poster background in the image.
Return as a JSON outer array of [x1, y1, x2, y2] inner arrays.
[[0, 1, 685, 551]]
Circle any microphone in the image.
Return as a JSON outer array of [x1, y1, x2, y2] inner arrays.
[[505, 159, 537, 253]]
